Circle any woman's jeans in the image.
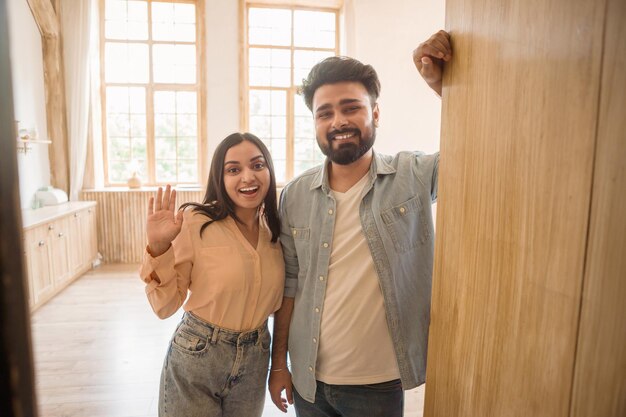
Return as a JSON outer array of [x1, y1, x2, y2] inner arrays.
[[293, 379, 404, 417], [159, 312, 271, 417]]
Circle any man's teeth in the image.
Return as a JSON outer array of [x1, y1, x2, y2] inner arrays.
[[334, 132, 355, 140]]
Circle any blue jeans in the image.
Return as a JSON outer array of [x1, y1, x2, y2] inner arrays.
[[293, 379, 404, 417], [159, 312, 270, 417]]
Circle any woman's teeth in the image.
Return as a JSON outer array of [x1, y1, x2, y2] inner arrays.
[[239, 186, 259, 195]]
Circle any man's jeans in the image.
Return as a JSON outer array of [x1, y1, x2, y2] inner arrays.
[[293, 379, 404, 417], [159, 312, 270, 417]]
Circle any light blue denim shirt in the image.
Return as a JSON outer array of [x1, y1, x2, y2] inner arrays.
[[279, 149, 439, 402]]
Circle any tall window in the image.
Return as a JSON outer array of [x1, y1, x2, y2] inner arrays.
[[244, 5, 339, 183], [101, 0, 204, 185]]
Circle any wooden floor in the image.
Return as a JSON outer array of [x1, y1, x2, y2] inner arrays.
[[31, 264, 423, 417]]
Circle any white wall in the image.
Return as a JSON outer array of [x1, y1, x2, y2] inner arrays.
[[343, 0, 445, 155], [204, 0, 241, 163], [8, 0, 51, 209]]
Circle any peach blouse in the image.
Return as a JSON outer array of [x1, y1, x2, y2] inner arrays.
[[139, 209, 284, 331]]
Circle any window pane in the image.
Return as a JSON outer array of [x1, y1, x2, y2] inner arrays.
[[271, 116, 286, 138], [109, 160, 129, 183], [294, 10, 335, 48], [270, 139, 286, 159], [249, 48, 291, 87], [177, 138, 197, 159], [130, 114, 146, 137], [250, 115, 271, 139], [294, 93, 312, 116], [155, 137, 176, 159], [249, 90, 271, 116], [177, 91, 197, 113], [177, 114, 197, 136], [105, 1, 148, 40], [129, 87, 146, 113], [177, 159, 197, 182], [155, 114, 176, 137], [106, 87, 130, 113], [273, 160, 286, 183], [154, 91, 176, 113], [131, 138, 146, 160], [248, 8, 291, 46], [294, 50, 334, 86], [107, 114, 130, 137], [294, 115, 314, 140], [108, 137, 130, 160], [295, 159, 323, 176], [153, 44, 196, 84], [105, 0, 127, 21], [156, 160, 176, 182], [271, 90, 287, 115], [105, 42, 149, 83], [151, 3, 197, 41]]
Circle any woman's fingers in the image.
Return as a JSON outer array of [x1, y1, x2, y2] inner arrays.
[[169, 189, 177, 212], [162, 184, 171, 212], [148, 196, 154, 216], [155, 187, 163, 211]]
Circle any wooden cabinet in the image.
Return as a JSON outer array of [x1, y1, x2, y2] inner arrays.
[[22, 202, 98, 311]]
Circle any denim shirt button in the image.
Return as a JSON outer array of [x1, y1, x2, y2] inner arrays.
[[309, 366, 313, 372], [328, 209, 334, 215], [322, 242, 329, 248], [399, 206, 406, 214], [315, 307, 320, 313], [313, 338, 317, 343], [319, 276, 324, 281]]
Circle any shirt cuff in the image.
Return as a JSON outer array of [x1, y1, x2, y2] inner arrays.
[[139, 244, 175, 284]]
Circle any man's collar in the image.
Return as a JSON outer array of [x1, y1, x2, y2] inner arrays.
[[310, 149, 396, 191]]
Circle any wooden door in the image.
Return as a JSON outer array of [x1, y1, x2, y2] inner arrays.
[[424, 0, 625, 416]]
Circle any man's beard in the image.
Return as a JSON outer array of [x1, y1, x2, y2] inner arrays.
[[317, 124, 376, 165]]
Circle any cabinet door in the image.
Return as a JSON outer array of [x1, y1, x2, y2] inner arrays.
[[68, 211, 85, 275], [49, 218, 71, 286], [84, 206, 97, 267], [24, 227, 54, 306]]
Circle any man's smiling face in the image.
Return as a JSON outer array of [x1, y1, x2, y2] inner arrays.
[[312, 81, 379, 165]]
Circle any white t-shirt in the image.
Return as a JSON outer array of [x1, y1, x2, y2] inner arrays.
[[315, 173, 401, 384]]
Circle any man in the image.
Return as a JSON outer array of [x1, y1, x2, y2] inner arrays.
[[269, 31, 452, 416]]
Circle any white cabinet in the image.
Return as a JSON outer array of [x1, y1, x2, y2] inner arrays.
[[22, 202, 98, 311]]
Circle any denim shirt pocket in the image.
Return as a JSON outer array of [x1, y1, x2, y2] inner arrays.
[[290, 227, 311, 273], [380, 195, 430, 252]]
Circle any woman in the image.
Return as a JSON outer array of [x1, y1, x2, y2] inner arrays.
[[139, 132, 284, 417]]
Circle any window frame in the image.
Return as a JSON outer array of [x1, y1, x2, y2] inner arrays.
[[99, 0, 207, 187], [241, 2, 340, 184]]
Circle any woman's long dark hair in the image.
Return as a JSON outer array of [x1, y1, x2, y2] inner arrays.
[[180, 132, 280, 242]]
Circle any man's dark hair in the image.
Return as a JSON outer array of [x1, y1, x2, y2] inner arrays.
[[299, 56, 381, 111]]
